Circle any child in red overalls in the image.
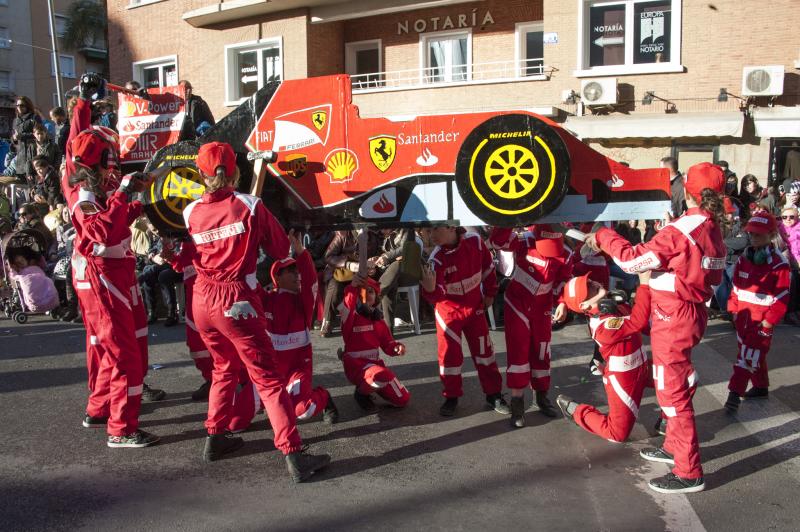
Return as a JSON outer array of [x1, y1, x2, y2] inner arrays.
[[338, 274, 410, 412], [724, 211, 790, 412]]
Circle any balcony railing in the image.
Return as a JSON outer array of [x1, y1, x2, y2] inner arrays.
[[351, 58, 548, 93]]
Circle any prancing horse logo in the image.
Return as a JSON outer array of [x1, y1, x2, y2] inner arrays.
[[312, 111, 327, 131], [369, 135, 396, 172]]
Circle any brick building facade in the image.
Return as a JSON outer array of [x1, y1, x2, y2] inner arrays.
[[109, 0, 800, 183]]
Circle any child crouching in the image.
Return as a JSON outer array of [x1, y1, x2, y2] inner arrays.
[[338, 273, 410, 412]]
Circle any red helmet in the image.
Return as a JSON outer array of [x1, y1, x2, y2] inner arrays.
[[71, 126, 119, 170]]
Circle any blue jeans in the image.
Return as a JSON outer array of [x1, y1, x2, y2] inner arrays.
[[714, 264, 734, 312]]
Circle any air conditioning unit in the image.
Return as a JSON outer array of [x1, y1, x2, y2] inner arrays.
[[581, 78, 618, 106], [741, 66, 784, 96]]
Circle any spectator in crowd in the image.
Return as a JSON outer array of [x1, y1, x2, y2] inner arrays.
[[94, 99, 118, 131], [738, 174, 763, 219], [35, 107, 56, 139], [30, 156, 64, 209], [53, 205, 79, 322], [33, 123, 60, 170], [778, 205, 800, 326], [178, 80, 215, 140], [660, 156, 685, 218], [12, 96, 41, 184], [16, 203, 54, 254], [718, 160, 737, 183], [373, 228, 414, 332], [50, 106, 70, 157], [138, 224, 180, 326], [713, 198, 748, 319]]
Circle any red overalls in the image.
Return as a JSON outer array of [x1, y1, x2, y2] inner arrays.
[[264, 249, 331, 419], [338, 285, 410, 406], [575, 286, 653, 442], [597, 207, 726, 480], [62, 98, 149, 437], [184, 187, 302, 454], [489, 227, 571, 392], [423, 232, 501, 398], [727, 247, 790, 395]]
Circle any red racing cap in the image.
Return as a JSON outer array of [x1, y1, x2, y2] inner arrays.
[[684, 162, 725, 197], [744, 210, 777, 234], [532, 224, 564, 258], [197, 141, 236, 177], [562, 273, 590, 314], [270, 257, 297, 287]]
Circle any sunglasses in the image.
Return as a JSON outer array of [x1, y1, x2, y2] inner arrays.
[[782, 215, 798, 220], [15, 103, 25, 107]]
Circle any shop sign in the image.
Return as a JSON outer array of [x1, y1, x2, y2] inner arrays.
[[397, 9, 494, 35]]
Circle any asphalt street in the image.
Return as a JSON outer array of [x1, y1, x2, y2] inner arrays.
[[1, 311, 799, 531]]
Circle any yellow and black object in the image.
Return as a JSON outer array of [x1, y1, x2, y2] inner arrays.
[[142, 141, 205, 236], [455, 114, 570, 227]]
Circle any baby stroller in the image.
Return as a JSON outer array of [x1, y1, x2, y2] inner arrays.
[[1, 228, 60, 324]]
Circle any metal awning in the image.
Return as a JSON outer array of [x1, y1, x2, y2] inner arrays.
[[563, 112, 745, 139], [753, 107, 800, 138]]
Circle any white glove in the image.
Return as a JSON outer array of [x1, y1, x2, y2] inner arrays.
[[224, 301, 258, 320]]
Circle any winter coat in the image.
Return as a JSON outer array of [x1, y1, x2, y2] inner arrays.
[[779, 221, 800, 269], [12, 112, 41, 177]]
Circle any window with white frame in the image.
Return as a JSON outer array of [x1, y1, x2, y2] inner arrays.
[[133, 56, 178, 89], [346, 40, 383, 89], [0, 27, 9, 49], [47, 14, 68, 37], [576, 0, 682, 76], [516, 22, 544, 76], [0, 70, 12, 92], [50, 54, 76, 78], [421, 30, 470, 84], [225, 39, 282, 103]]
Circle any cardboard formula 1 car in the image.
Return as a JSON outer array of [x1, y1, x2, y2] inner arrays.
[[143, 74, 670, 235]]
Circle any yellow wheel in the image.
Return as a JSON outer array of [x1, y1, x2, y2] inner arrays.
[[162, 167, 205, 214], [484, 145, 539, 199], [455, 114, 570, 226]]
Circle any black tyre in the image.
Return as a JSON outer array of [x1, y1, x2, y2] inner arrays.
[[15, 312, 27, 324], [142, 141, 205, 237], [454, 114, 570, 227]]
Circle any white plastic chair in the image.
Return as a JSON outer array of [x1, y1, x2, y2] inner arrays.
[[396, 284, 421, 335]]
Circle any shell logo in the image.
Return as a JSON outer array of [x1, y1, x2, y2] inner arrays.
[[324, 149, 358, 184], [123, 101, 137, 116]]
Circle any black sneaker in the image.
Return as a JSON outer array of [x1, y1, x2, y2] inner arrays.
[[510, 396, 525, 428], [439, 397, 458, 417], [70, 313, 83, 324], [486, 393, 512, 415], [744, 387, 769, 399], [724, 391, 741, 412], [203, 432, 244, 462], [648, 473, 705, 494], [639, 447, 675, 465], [163, 313, 179, 327], [588, 359, 603, 376], [191, 380, 212, 402], [556, 394, 578, 424], [60, 309, 78, 322], [285, 448, 331, 483], [323, 392, 339, 424], [535, 390, 558, 418], [147, 312, 158, 325], [82, 414, 108, 428], [353, 389, 378, 413], [654, 416, 668, 435], [107, 430, 160, 448], [141, 383, 166, 402]]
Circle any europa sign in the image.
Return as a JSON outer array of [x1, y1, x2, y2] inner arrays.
[[397, 9, 495, 34]]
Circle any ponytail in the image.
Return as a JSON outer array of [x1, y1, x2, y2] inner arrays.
[[68, 165, 105, 198], [692, 188, 725, 224], [202, 166, 240, 193]]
